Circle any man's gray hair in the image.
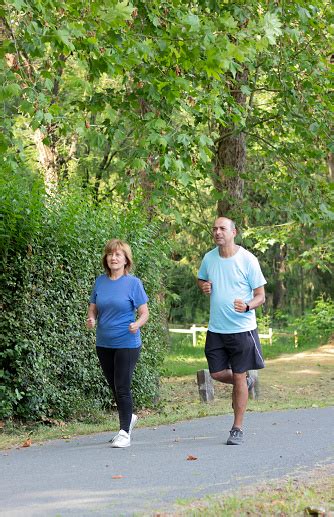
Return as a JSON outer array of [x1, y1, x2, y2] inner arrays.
[[229, 219, 236, 230]]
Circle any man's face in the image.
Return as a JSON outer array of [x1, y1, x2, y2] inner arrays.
[[212, 217, 236, 246]]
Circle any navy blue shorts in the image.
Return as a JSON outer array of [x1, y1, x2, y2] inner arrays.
[[205, 329, 265, 374]]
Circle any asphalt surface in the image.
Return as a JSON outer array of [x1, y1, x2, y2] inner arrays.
[[1, 407, 333, 517]]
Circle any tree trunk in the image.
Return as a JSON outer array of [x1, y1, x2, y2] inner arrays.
[[328, 152, 334, 182], [33, 129, 58, 192], [273, 243, 287, 310], [300, 266, 305, 315], [214, 68, 248, 218]]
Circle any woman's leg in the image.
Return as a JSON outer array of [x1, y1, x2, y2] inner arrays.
[[113, 347, 141, 433], [96, 347, 118, 407]]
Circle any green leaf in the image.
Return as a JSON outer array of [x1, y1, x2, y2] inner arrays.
[[263, 12, 282, 44], [0, 83, 21, 100], [178, 172, 190, 186], [220, 13, 238, 30], [19, 100, 35, 115], [240, 85, 251, 96], [183, 14, 200, 32], [153, 118, 167, 130], [56, 29, 75, 51], [44, 78, 54, 92], [158, 136, 168, 148], [101, 0, 134, 26], [44, 112, 53, 124], [7, 0, 26, 10], [319, 204, 334, 220]]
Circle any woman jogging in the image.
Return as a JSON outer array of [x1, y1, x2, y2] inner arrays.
[[87, 239, 149, 448]]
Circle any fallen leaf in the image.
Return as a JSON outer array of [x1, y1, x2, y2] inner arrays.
[[22, 438, 32, 448], [112, 475, 124, 479], [186, 455, 198, 461]]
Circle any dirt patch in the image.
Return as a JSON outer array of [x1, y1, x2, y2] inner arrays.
[[160, 340, 334, 419], [257, 340, 334, 409]]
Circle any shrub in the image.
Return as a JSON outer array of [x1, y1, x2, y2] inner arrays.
[[1, 181, 169, 420], [295, 296, 334, 345], [166, 262, 209, 324]]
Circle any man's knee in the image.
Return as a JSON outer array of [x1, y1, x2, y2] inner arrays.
[[233, 371, 247, 386], [210, 371, 220, 381], [211, 369, 232, 383]]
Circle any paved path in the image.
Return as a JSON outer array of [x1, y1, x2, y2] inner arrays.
[[1, 407, 333, 516]]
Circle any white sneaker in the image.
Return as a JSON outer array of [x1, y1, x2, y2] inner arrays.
[[110, 430, 131, 448], [109, 415, 137, 443], [129, 414, 138, 435]]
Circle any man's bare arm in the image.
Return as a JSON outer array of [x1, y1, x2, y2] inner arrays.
[[198, 279, 212, 295], [234, 286, 265, 313]]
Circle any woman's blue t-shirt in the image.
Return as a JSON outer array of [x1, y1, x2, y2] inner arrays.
[[90, 274, 149, 348]]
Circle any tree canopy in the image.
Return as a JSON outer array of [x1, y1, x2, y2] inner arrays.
[[1, 0, 333, 308]]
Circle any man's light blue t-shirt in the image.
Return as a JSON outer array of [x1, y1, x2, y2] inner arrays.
[[90, 274, 148, 348], [198, 246, 266, 334]]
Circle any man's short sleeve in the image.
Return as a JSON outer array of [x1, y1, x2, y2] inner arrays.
[[198, 256, 209, 281], [247, 257, 267, 290]]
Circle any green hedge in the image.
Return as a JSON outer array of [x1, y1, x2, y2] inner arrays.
[[1, 176, 169, 420]]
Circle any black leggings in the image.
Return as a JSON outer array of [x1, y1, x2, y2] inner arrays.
[[96, 346, 141, 433]]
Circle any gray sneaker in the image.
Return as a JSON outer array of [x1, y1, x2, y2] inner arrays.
[[247, 369, 261, 399], [227, 427, 244, 445], [247, 374, 256, 399]]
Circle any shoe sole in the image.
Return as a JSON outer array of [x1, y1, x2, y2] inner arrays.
[[110, 442, 131, 448]]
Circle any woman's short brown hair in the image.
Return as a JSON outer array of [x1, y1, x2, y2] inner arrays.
[[102, 239, 133, 276]]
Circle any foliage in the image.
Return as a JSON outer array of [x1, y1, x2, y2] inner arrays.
[[166, 261, 209, 324], [295, 296, 334, 344], [2, 1, 333, 302], [1, 178, 169, 420]]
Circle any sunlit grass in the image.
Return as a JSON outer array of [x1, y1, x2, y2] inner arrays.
[[168, 466, 334, 516]]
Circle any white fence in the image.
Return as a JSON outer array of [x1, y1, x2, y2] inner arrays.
[[169, 325, 274, 346]]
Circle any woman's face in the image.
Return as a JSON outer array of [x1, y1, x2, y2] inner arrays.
[[106, 249, 127, 274]]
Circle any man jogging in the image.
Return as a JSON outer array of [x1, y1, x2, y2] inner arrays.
[[198, 216, 266, 445]]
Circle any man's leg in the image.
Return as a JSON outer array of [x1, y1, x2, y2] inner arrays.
[[211, 369, 248, 428], [211, 369, 233, 384], [231, 371, 248, 429]]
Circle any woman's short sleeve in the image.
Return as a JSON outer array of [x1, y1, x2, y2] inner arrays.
[[131, 278, 149, 308]]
